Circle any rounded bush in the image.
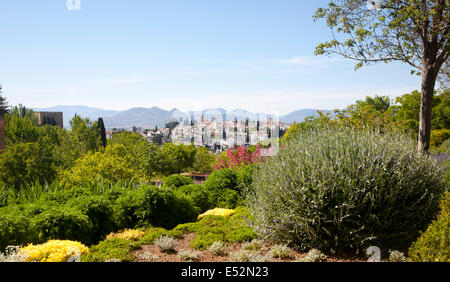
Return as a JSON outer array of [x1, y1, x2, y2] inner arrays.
[[164, 174, 194, 189], [174, 184, 212, 213], [30, 206, 93, 245], [0, 208, 33, 250], [67, 195, 116, 242], [409, 192, 450, 262], [247, 128, 447, 253], [116, 185, 197, 229], [204, 169, 239, 206]]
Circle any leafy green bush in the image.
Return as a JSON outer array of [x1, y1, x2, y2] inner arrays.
[[204, 169, 241, 208], [164, 174, 194, 189], [409, 192, 450, 262], [248, 128, 447, 253], [116, 185, 197, 229], [67, 195, 116, 241], [81, 238, 139, 262], [0, 209, 34, 250], [216, 189, 243, 209], [30, 206, 93, 244], [174, 184, 212, 213], [237, 164, 256, 194]]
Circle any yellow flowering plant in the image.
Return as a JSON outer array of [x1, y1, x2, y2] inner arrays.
[[197, 208, 236, 220], [106, 229, 144, 241], [20, 240, 89, 262]]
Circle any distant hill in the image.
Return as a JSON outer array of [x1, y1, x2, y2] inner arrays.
[[280, 109, 331, 124], [33, 105, 122, 128], [103, 107, 179, 129], [33, 105, 330, 129]]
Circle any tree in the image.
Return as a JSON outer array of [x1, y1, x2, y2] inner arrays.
[[314, 0, 449, 153], [98, 117, 107, 148], [5, 106, 40, 145], [192, 146, 216, 174], [59, 143, 144, 186], [0, 85, 8, 113], [0, 85, 8, 152], [69, 115, 102, 154], [0, 142, 57, 190]]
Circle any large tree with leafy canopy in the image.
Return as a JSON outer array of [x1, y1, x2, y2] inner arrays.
[[314, 0, 449, 153]]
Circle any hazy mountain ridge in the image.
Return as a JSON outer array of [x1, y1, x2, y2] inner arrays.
[[33, 105, 329, 129]]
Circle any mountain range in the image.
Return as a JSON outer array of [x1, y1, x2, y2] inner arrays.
[[33, 106, 330, 129]]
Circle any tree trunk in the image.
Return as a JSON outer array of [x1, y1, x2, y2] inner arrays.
[[0, 111, 5, 153], [417, 65, 438, 154]]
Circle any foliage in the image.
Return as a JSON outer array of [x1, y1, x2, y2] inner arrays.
[[106, 229, 145, 241], [192, 146, 216, 173], [173, 207, 257, 250], [408, 192, 450, 262], [178, 249, 201, 261], [208, 241, 227, 256], [213, 145, 262, 170], [60, 144, 143, 187], [297, 249, 327, 262], [248, 128, 447, 253], [5, 106, 40, 144], [389, 250, 407, 262], [149, 143, 197, 176], [154, 235, 178, 253], [164, 174, 194, 189], [204, 168, 241, 208], [116, 185, 197, 229], [138, 227, 183, 245], [236, 163, 256, 194], [269, 244, 292, 259], [110, 131, 154, 177], [31, 206, 94, 245], [230, 250, 272, 262], [20, 240, 89, 262], [174, 184, 212, 213], [0, 246, 27, 262], [67, 195, 116, 242], [0, 142, 57, 190], [98, 118, 107, 148], [81, 238, 138, 262], [313, 0, 449, 78], [242, 239, 265, 252], [0, 85, 8, 113], [69, 116, 102, 155], [0, 211, 34, 250], [431, 129, 450, 148], [197, 208, 236, 220]]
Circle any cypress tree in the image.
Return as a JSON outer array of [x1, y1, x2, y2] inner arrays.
[[98, 117, 107, 148], [0, 85, 7, 152]]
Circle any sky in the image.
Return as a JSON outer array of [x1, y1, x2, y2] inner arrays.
[[0, 0, 421, 115]]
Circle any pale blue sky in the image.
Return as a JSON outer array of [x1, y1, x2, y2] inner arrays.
[[0, 0, 420, 115]]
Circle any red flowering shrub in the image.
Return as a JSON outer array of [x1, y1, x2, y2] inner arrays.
[[213, 145, 263, 170]]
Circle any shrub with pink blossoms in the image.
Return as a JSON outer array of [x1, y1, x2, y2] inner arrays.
[[213, 145, 263, 170]]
